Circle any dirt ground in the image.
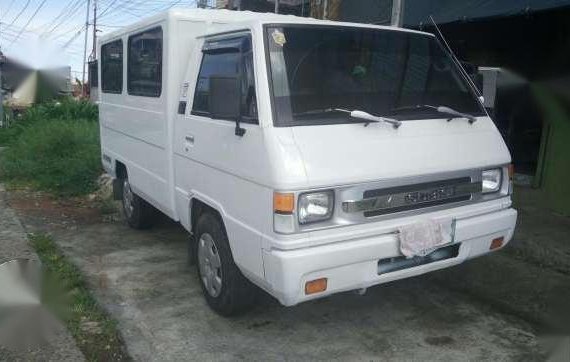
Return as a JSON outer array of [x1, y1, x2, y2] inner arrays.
[[5, 186, 570, 360]]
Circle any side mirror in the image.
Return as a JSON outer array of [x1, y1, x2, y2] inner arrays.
[[209, 75, 245, 137]]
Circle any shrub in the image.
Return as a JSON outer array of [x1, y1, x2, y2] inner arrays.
[[0, 116, 101, 196], [0, 98, 97, 146]]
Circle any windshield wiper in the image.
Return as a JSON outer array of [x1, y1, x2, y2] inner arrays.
[[391, 104, 477, 124], [293, 108, 401, 128], [335, 108, 402, 128]]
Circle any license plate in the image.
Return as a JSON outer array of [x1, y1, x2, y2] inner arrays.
[[398, 219, 456, 257]]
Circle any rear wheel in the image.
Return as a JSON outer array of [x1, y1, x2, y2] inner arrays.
[[121, 177, 155, 229], [195, 212, 256, 316]]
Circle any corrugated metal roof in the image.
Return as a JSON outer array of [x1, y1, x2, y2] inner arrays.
[[403, 0, 570, 26]]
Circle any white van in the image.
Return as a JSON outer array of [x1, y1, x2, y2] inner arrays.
[[98, 9, 517, 316]]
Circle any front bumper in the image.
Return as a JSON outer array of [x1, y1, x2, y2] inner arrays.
[[262, 203, 517, 306]]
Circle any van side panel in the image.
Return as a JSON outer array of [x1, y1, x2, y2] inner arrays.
[[99, 20, 174, 218]]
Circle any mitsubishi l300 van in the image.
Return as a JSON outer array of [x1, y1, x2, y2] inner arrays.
[[98, 9, 516, 316]]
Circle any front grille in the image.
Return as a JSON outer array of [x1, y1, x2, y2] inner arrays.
[[342, 177, 481, 217]]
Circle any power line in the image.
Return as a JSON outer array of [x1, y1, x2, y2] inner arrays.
[[40, 0, 82, 33], [62, 24, 87, 49], [0, 0, 17, 21], [6, 0, 32, 27], [7, 0, 50, 49], [42, 0, 85, 39]]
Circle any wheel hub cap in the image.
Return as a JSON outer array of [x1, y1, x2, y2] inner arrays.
[[123, 179, 134, 218], [197, 233, 222, 297]]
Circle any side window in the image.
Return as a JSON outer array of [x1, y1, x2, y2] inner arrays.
[[191, 36, 258, 123], [88, 61, 98, 88], [101, 39, 123, 94], [128, 27, 163, 97]]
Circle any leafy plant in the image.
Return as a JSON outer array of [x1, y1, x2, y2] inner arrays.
[[0, 99, 101, 196]]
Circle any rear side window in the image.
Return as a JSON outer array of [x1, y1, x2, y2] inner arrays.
[[89, 61, 98, 88], [101, 40, 123, 94], [128, 27, 163, 97], [191, 35, 257, 123]]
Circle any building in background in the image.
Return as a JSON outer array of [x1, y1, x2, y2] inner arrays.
[[0, 54, 72, 112], [218, 0, 311, 15], [218, 0, 395, 23]]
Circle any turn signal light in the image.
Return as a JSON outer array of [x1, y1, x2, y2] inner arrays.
[[274, 192, 294, 214], [490, 237, 504, 250], [305, 278, 327, 295], [508, 164, 515, 179]]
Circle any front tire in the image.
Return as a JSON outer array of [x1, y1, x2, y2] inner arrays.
[[121, 177, 155, 229], [195, 212, 256, 316]]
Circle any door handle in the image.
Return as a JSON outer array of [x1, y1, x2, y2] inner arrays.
[[184, 135, 195, 151]]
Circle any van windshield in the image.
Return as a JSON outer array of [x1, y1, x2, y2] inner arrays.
[[265, 25, 485, 126]]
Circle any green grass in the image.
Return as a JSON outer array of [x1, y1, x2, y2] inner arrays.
[[0, 99, 101, 196], [0, 99, 97, 146], [29, 233, 129, 361]]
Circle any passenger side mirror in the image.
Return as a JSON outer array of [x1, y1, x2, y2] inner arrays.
[[209, 75, 246, 137]]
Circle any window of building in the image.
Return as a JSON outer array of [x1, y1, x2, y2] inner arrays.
[[101, 39, 123, 94], [191, 35, 257, 123], [127, 27, 163, 97]]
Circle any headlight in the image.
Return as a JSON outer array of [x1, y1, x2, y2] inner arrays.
[[482, 168, 502, 193], [298, 191, 334, 224]]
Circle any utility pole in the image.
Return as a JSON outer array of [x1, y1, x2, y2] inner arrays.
[[274, 0, 279, 14], [91, 0, 97, 60], [0, 18, 4, 126], [391, 0, 405, 27], [82, 0, 91, 97], [0, 51, 4, 127], [0, 21, 4, 126], [322, 0, 328, 19]]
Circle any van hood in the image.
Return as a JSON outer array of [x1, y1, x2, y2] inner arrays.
[[290, 117, 511, 188]]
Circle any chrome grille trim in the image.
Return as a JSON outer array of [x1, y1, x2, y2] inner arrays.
[[342, 178, 482, 215]]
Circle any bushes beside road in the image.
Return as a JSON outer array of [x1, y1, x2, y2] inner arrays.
[[0, 99, 101, 196]]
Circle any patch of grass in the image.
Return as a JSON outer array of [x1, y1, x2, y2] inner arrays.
[[29, 233, 130, 361], [0, 124, 22, 146], [0, 101, 101, 196], [0, 99, 97, 146], [0, 99, 101, 196]]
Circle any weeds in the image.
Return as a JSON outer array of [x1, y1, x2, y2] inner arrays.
[[0, 99, 97, 146], [0, 99, 101, 196]]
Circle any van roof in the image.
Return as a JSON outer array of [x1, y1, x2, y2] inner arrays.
[[99, 7, 432, 42]]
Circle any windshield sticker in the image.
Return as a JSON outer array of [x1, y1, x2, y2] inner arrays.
[[272, 29, 286, 47]]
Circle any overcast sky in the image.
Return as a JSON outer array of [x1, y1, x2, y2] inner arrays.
[[0, 0, 200, 80]]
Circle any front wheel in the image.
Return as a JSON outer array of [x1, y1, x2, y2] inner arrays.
[[195, 212, 256, 316], [121, 177, 155, 229]]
